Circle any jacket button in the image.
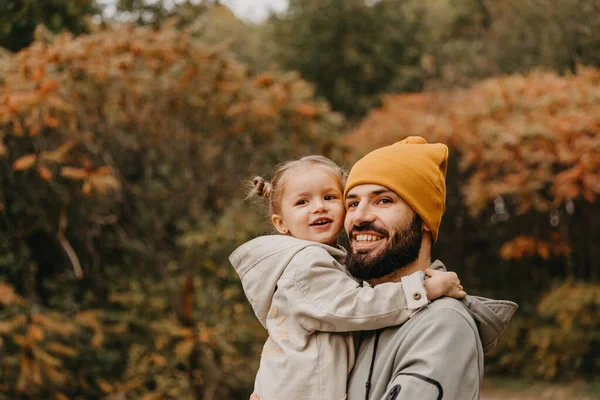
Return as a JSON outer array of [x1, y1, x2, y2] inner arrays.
[[413, 292, 422, 301]]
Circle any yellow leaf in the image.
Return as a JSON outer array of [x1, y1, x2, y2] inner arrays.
[[13, 154, 37, 171]]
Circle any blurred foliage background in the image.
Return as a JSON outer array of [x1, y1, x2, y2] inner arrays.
[[0, 0, 598, 398]]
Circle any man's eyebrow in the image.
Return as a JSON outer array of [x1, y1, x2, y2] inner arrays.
[[346, 189, 394, 200], [372, 189, 394, 196]]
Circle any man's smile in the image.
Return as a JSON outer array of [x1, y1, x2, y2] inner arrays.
[[350, 229, 387, 253]]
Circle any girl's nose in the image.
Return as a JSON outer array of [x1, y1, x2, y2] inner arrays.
[[312, 199, 327, 212]]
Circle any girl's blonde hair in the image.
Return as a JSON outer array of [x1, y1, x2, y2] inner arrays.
[[248, 155, 345, 215]]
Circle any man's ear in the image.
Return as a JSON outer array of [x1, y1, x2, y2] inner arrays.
[[423, 223, 431, 232], [271, 214, 289, 234]]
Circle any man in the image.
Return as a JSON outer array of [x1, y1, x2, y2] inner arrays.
[[343, 136, 517, 399]]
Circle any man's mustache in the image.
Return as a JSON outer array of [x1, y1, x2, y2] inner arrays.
[[349, 223, 389, 238]]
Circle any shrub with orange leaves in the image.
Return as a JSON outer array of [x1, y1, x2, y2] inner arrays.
[[0, 22, 342, 398]]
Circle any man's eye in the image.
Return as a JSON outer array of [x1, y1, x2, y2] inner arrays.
[[377, 198, 392, 205], [347, 201, 358, 208]]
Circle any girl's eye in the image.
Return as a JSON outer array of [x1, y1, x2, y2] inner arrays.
[[295, 199, 307, 205], [324, 194, 337, 200]]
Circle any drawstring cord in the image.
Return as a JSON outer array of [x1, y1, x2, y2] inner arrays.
[[365, 329, 382, 400]]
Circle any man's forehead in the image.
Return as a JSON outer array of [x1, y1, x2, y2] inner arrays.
[[345, 184, 397, 198]]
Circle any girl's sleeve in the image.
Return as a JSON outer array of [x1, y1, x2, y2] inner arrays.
[[292, 246, 428, 333]]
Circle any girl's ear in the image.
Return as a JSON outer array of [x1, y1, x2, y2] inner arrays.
[[271, 214, 289, 234]]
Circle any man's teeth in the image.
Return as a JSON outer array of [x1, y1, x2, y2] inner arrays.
[[355, 235, 381, 242]]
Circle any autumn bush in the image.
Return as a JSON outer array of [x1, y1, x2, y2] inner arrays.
[[0, 23, 342, 398], [344, 67, 600, 379], [488, 281, 600, 380]]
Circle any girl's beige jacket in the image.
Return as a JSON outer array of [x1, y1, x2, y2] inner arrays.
[[229, 235, 434, 400]]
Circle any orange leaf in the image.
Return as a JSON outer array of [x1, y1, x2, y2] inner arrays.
[[294, 103, 318, 117], [89, 174, 120, 194], [30, 65, 45, 81], [39, 80, 59, 94], [28, 325, 45, 342], [44, 116, 60, 128], [41, 140, 76, 163], [254, 73, 275, 86], [60, 167, 89, 180], [175, 338, 195, 359], [47, 342, 78, 357], [82, 180, 92, 196], [55, 392, 70, 400], [97, 378, 113, 393], [13, 154, 37, 171], [29, 123, 41, 136], [94, 165, 113, 176], [38, 165, 53, 181]]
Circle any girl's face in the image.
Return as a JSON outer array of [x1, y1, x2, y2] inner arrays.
[[272, 166, 345, 246]]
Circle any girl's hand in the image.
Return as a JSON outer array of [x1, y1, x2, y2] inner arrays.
[[423, 268, 466, 300]]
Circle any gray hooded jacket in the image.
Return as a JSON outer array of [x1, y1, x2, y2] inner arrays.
[[347, 261, 518, 400]]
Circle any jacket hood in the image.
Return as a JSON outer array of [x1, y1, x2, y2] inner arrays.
[[229, 235, 347, 328], [430, 260, 518, 354]]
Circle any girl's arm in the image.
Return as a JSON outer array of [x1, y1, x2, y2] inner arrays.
[[292, 246, 464, 333]]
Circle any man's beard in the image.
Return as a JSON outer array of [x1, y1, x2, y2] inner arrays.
[[346, 214, 423, 281]]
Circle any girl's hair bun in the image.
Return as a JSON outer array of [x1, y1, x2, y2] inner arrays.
[[249, 176, 272, 199]]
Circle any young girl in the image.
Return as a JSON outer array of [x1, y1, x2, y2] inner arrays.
[[229, 156, 465, 400]]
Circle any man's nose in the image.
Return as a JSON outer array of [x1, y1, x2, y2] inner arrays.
[[351, 202, 374, 225]]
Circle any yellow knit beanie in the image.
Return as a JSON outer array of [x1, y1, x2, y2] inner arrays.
[[344, 136, 448, 242]]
